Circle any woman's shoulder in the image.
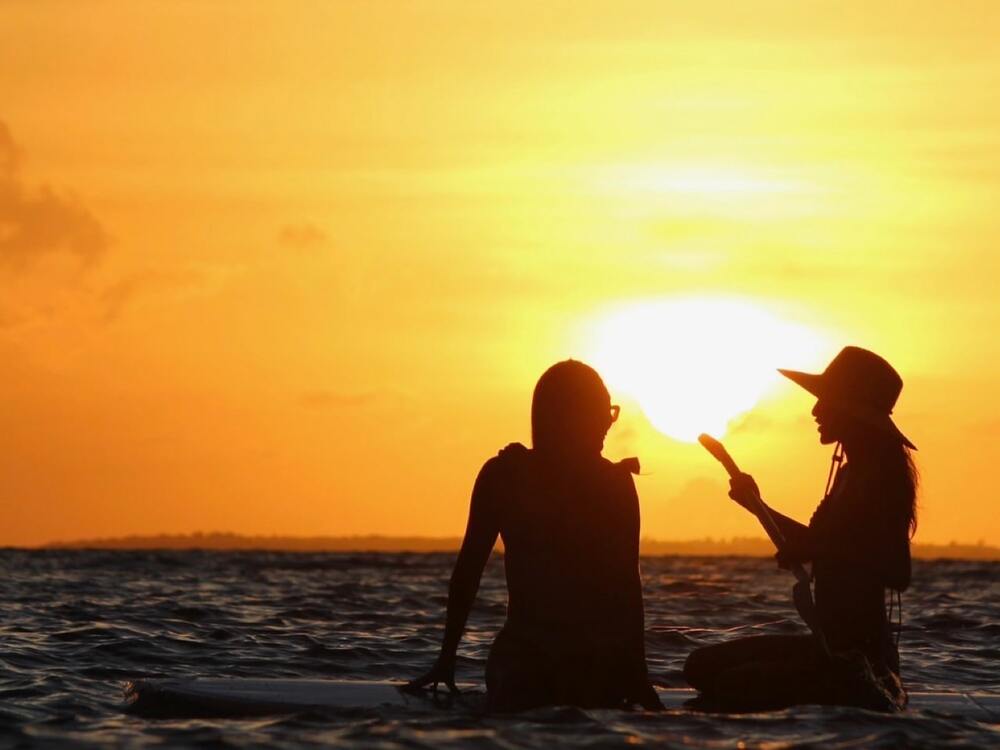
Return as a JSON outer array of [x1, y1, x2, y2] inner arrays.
[[484, 445, 639, 481], [476, 443, 532, 484], [588, 457, 640, 507], [593, 455, 640, 483], [493, 442, 531, 467]]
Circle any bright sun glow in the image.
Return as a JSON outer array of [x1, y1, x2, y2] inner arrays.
[[592, 164, 798, 197], [585, 298, 829, 442]]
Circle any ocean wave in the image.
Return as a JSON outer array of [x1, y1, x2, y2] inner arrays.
[[0, 551, 996, 748]]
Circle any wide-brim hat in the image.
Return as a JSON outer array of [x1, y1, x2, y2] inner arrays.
[[778, 346, 916, 450]]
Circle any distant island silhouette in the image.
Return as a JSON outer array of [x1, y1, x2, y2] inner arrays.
[[31, 533, 1000, 560]]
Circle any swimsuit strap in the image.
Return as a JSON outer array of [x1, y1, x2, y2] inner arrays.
[[616, 457, 640, 475]]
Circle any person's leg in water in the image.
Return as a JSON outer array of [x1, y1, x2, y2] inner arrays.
[[684, 634, 823, 709], [550, 645, 633, 709], [486, 629, 635, 711], [686, 633, 903, 711], [485, 629, 555, 712]]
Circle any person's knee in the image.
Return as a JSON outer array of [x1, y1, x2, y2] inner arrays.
[[683, 648, 711, 690]]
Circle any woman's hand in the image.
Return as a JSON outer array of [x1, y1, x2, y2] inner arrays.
[[404, 653, 458, 694], [728, 472, 762, 514], [624, 658, 665, 711]]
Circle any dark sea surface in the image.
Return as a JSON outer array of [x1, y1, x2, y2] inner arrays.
[[0, 551, 996, 748]]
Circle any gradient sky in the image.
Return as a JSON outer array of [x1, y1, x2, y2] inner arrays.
[[2, 1, 999, 546]]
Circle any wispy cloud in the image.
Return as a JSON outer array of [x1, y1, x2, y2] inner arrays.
[[277, 222, 328, 251], [0, 122, 109, 273], [100, 269, 204, 323]]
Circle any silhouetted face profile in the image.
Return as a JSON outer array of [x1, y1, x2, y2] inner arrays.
[[812, 398, 863, 445], [532, 360, 617, 460]]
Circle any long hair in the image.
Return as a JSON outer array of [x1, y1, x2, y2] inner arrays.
[[860, 432, 920, 538], [901, 446, 920, 538]]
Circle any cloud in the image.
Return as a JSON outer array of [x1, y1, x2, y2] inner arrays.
[[100, 269, 203, 323], [671, 476, 728, 503], [0, 122, 109, 273], [728, 411, 775, 435], [0, 124, 19, 175], [277, 222, 328, 250]]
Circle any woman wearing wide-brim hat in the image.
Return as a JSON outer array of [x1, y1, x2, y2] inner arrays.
[[684, 346, 919, 711]]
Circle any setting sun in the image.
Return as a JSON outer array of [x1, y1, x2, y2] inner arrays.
[[584, 298, 829, 442], [2, 1, 999, 550]]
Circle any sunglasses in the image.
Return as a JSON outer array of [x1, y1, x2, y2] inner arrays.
[[610, 404, 620, 423]]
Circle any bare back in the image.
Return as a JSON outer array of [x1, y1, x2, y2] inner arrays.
[[490, 448, 642, 652]]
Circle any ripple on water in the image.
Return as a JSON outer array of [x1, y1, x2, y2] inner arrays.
[[0, 551, 997, 748]]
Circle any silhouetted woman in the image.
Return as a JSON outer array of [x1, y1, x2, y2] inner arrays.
[[408, 360, 662, 711], [684, 347, 918, 711]]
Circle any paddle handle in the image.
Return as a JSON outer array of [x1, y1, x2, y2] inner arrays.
[[697, 434, 809, 584], [697, 433, 741, 480]]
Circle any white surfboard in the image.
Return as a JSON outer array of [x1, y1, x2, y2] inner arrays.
[[124, 678, 467, 716], [123, 678, 1000, 722]]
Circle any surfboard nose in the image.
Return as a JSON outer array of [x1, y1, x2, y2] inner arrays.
[[123, 678, 482, 718]]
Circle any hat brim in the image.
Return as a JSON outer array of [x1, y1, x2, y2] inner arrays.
[[778, 368, 917, 451], [777, 368, 825, 399]]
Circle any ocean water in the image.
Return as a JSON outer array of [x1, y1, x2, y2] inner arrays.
[[0, 550, 996, 748]]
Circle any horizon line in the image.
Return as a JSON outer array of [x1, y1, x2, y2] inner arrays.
[[11, 532, 999, 560]]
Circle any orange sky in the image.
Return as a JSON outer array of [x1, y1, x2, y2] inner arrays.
[[2, 2, 999, 546]]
